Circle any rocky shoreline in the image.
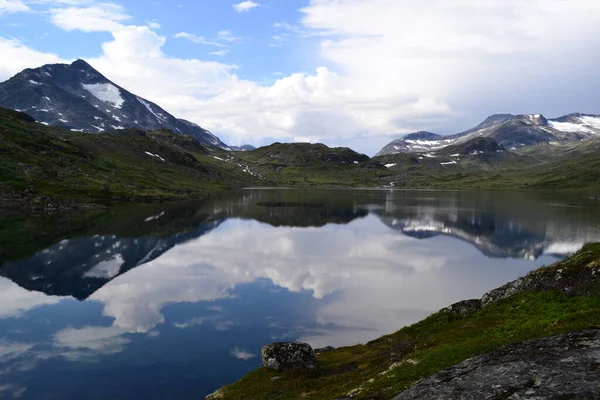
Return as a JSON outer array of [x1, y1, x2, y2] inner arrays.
[[208, 243, 600, 400]]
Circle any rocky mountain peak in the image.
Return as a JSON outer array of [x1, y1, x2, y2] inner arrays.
[[0, 60, 230, 149]]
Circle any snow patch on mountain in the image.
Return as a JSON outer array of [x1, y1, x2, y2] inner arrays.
[[580, 116, 600, 130], [138, 97, 166, 122], [84, 254, 124, 279], [548, 120, 593, 133], [82, 83, 124, 109]]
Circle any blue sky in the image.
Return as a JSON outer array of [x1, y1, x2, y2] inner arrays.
[[1, 0, 600, 154]]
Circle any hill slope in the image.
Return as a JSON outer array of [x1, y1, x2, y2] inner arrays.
[[0, 107, 260, 207], [232, 142, 385, 186], [0, 59, 229, 149]]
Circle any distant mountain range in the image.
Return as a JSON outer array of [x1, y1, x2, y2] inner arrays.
[[377, 113, 600, 156], [0, 59, 230, 149]]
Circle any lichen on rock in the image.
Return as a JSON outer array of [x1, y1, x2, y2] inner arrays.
[[393, 328, 600, 399], [261, 342, 316, 372]]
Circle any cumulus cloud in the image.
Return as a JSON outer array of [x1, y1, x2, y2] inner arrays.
[[232, 1, 259, 13], [0, 38, 65, 80], [1, 0, 600, 153]]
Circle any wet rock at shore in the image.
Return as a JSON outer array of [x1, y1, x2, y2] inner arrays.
[[393, 328, 600, 400], [261, 342, 316, 372]]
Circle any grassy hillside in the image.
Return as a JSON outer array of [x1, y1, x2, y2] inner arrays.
[[372, 137, 600, 192], [232, 142, 385, 187], [1, 107, 599, 207], [0, 107, 262, 206], [213, 243, 600, 400]]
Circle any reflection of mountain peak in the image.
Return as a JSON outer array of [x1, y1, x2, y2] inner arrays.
[[0, 195, 369, 299], [380, 214, 548, 260], [0, 221, 223, 300]]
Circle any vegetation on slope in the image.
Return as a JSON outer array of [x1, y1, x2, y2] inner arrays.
[[372, 137, 600, 192], [232, 142, 385, 187], [215, 243, 600, 400], [1, 107, 600, 208], [0, 107, 262, 206]]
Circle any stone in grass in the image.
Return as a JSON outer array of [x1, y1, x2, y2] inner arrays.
[[261, 342, 317, 372], [439, 299, 482, 317]]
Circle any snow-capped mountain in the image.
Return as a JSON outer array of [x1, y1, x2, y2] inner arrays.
[[377, 113, 600, 156], [0, 59, 230, 149], [0, 220, 223, 300]]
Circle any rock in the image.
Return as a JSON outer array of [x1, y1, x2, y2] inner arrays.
[[261, 342, 317, 372], [314, 346, 335, 354], [439, 299, 481, 316], [392, 328, 600, 400], [481, 263, 600, 307], [389, 340, 415, 362]]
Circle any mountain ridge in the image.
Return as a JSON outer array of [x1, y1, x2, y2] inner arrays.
[[377, 112, 600, 156], [0, 59, 230, 149]]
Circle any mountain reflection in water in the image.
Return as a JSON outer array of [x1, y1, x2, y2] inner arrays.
[[0, 189, 598, 400]]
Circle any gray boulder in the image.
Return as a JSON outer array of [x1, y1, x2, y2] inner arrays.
[[393, 328, 600, 399], [261, 342, 316, 372]]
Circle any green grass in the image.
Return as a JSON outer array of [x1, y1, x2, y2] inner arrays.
[[232, 142, 384, 187], [216, 243, 600, 400]]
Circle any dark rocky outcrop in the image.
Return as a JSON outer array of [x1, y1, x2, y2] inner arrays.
[[261, 342, 316, 372], [439, 299, 482, 316], [0, 60, 229, 148], [393, 328, 600, 400], [314, 346, 336, 354], [481, 261, 600, 307]]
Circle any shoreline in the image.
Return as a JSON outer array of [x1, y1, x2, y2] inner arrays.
[[209, 243, 600, 399]]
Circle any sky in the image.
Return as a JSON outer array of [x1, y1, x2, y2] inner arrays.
[[1, 0, 599, 155]]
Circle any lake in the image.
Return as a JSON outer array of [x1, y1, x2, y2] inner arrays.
[[1, 189, 599, 399]]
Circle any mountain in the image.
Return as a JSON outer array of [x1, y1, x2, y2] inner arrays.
[[0, 220, 223, 300], [377, 113, 600, 156], [231, 144, 256, 151], [0, 59, 230, 149]]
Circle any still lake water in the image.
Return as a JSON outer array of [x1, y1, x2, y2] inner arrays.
[[1, 189, 599, 399]]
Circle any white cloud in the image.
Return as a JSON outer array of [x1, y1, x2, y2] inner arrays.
[[49, 3, 129, 32], [174, 32, 227, 47], [147, 20, 160, 29], [0, 277, 62, 318], [1, 0, 600, 153], [0, 0, 30, 14], [231, 347, 255, 360], [232, 1, 259, 12], [173, 317, 206, 329], [0, 38, 65, 81], [216, 30, 242, 43], [53, 326, 130, 354], [209, 49, 229, 56]]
